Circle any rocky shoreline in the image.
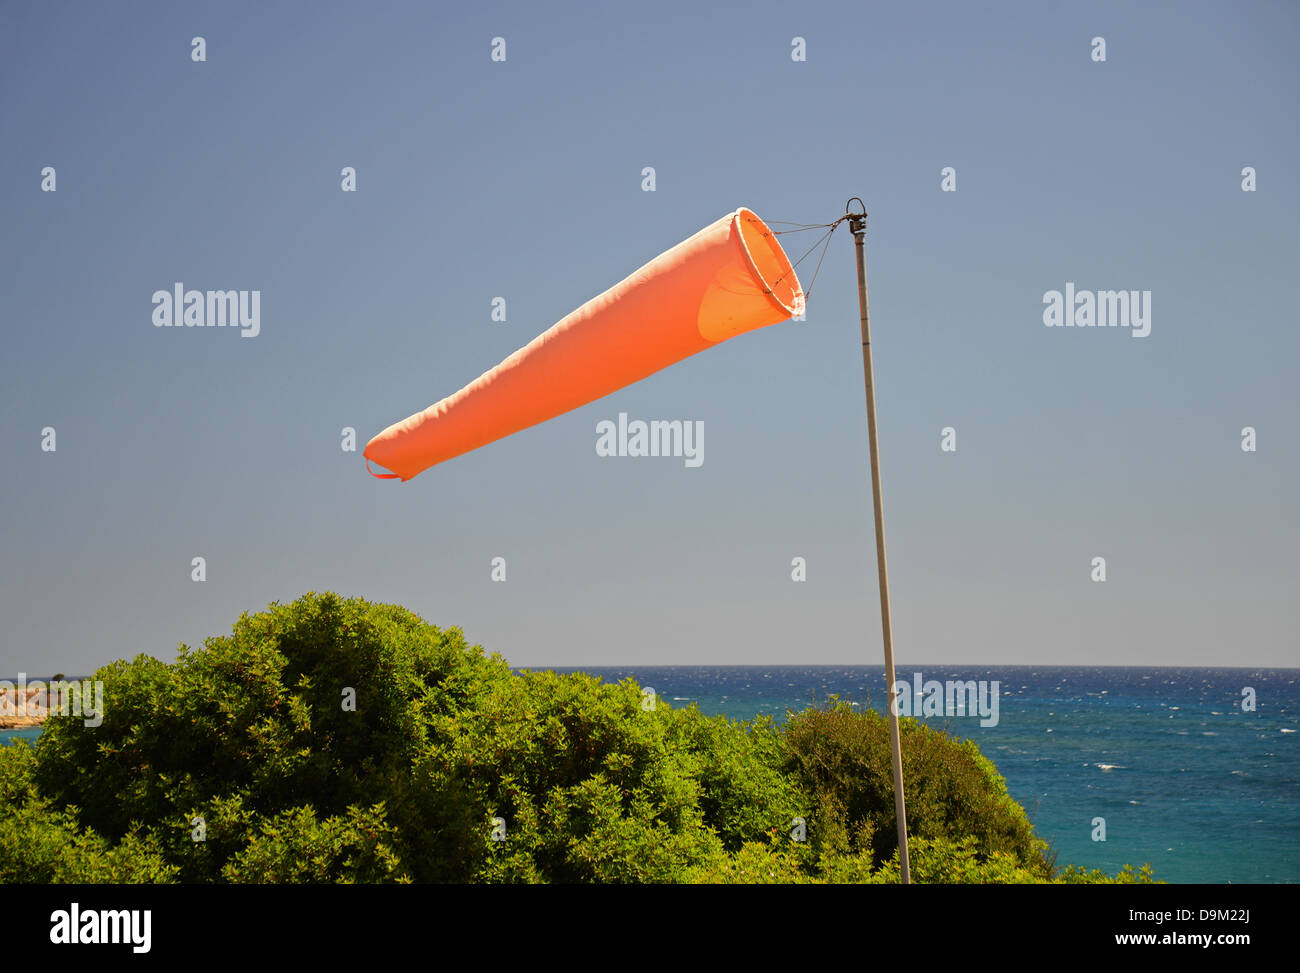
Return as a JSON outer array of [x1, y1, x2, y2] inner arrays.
[[0, 688, 49, 729], [0, 715, 44, 729]]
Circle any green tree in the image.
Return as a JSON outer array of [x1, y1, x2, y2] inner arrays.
[[782, 700, 1050, 874]]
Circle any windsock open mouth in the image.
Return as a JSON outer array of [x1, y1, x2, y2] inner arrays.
[[734, 207, 806, 321], [365, 206, 804, 481]]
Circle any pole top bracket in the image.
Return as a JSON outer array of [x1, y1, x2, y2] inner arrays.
[[845, 197, 867, 237]]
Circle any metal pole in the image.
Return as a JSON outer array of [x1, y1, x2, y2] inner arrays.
[[846, 198, 911, 884]]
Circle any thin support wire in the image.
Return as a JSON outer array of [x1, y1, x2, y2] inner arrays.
[[744, 210, 858, 305]]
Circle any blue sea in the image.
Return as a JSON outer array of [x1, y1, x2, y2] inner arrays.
[[5, 666, 1295, 883]]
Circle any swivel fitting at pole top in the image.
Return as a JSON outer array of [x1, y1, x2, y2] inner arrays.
[[845, 197, 867, 237]]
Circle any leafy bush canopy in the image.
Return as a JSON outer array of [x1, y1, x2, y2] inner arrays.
[[0, 592, 1157, 884], [782, 701, 1048, 872]]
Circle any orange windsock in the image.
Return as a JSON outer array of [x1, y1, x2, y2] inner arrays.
[[365, 207, 804, 481]]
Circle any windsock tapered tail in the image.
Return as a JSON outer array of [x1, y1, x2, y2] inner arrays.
[[364, 207, 805, 481]]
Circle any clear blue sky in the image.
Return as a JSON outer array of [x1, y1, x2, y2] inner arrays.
[[1, 0, 1296, 672]]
